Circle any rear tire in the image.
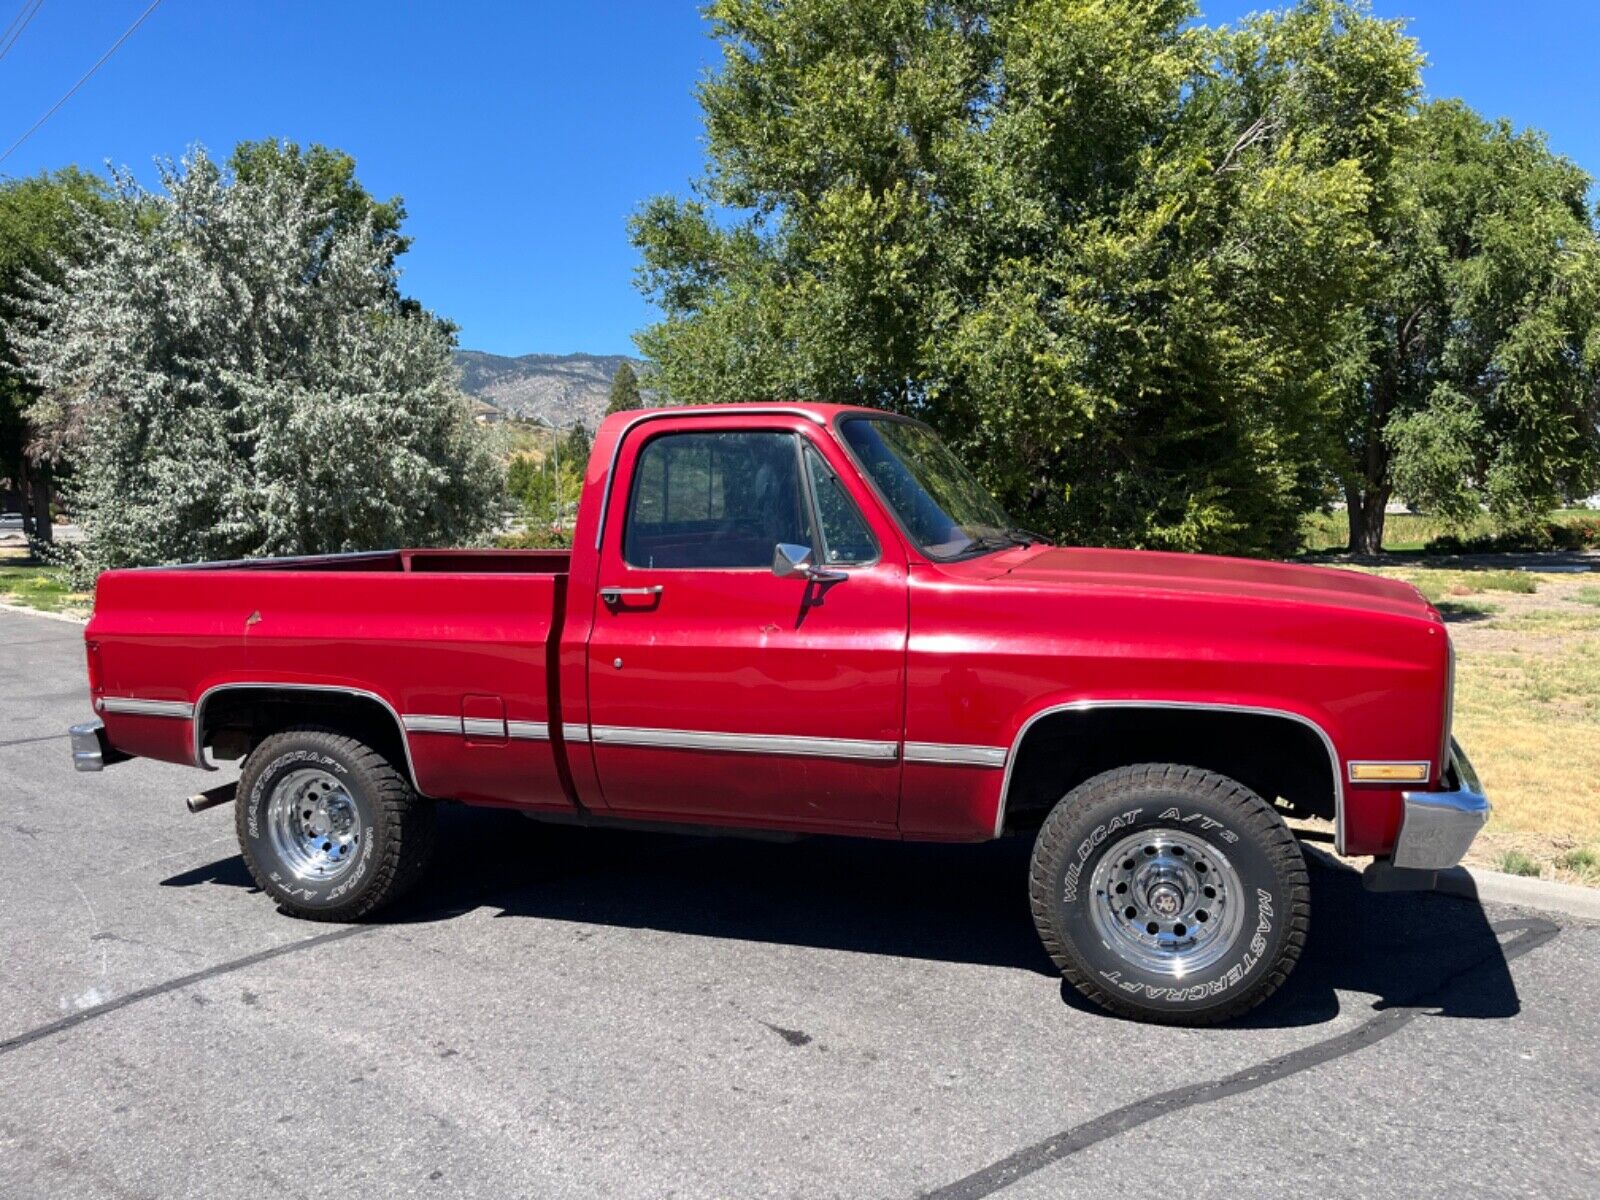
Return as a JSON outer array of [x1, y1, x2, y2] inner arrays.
[[1029, 763, 1309, 1025], [235, 727, 435, 921]]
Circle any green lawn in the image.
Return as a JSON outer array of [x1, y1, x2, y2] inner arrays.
[[0, 562, 91, 616], [1301, 507, 1598, 553]]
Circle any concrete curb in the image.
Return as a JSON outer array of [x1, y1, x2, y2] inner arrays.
[[0, 600, 88, 625], [1303, 842, 1600, 922], [1436, 865, 1600, 923]]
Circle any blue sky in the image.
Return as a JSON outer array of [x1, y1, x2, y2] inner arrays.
[[0, 2, 1595, 357]]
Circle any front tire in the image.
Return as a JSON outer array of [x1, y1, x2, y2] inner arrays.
[[1029, 763, 1309, 1025], [236, 727, 435, 921]]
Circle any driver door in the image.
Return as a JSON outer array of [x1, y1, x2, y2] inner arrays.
[[584, 418, 907, 831]]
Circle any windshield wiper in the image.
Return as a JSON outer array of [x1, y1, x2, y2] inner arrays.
[[957, 531, 1031, 556]]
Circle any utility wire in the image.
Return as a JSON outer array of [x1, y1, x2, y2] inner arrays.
[[0, 0, 46, 64], [0, 0, 164, 168]]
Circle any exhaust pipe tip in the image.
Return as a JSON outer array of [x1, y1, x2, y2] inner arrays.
[[186, 782, 237, 814]]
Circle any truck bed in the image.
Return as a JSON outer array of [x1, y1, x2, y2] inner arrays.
[[86, 549, 580, 811]]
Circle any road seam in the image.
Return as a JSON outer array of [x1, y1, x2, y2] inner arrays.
[[0, 925, 374, 1058], [917, 916, 1559, 1200], [0, 732, 66, 751]]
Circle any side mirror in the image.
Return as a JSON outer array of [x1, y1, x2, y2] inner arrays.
[[773, 542, 848, 584], [772, 542, 815, 579]]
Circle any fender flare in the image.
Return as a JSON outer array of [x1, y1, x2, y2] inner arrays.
[[994, 699, 1346, 851], [191, 681, 425, 795]]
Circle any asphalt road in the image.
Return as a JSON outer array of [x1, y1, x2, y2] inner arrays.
[[2, 603, 1597, 1199]]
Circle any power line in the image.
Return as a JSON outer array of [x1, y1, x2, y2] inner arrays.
[[0, 0, 46, 64], [0, 0, 164, 168], [0, 0, 39, 50]]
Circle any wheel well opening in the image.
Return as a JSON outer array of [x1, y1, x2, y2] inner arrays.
[[198, 688, 414, 788], [1001, 707, 1336, 836]]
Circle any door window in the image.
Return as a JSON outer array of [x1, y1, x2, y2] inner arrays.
[[624, 431, 813, 569], [803, 443, 878, 565]]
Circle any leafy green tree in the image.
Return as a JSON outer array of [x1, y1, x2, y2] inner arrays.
[[505, 435, 583, 545], [605, 360, 643, 415], [8, 147, 502, 581], [0, 167, 112, 545], [1347, 100, 1600, 551], [630, 0, 1422, 556]]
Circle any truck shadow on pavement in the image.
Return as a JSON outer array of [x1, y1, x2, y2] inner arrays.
[[163, 805, 1531, 1030]]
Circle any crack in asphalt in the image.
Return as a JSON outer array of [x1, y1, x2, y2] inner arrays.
[[918, 916, 1560, 1200], [0, 925, 374, 1057]]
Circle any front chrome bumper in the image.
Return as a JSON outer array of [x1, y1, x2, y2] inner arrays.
[[1392, 739, 1491, 871]]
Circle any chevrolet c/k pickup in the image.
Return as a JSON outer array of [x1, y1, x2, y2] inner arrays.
[[70, 403, 1489, 1024]]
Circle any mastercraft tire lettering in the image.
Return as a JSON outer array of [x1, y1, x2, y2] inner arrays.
[[1029, 763, 1310, 1025], [235, 727, 436, 921]]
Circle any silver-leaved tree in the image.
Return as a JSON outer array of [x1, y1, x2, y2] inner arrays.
[[9, 144, 503, 582]]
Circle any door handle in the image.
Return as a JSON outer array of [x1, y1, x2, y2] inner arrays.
[[600, 585, 664, 602]]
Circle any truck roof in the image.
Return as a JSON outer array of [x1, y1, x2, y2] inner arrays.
[[599, 402, 894, 430]]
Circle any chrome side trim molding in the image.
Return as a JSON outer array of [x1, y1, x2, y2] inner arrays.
[[191, 682, 425, 794], [596, 406, 827, 550], [904, 741, 1008, 768], [402, 714, 464, 735], [100, 696, 195, 719], [461, 717, 507, 738], [562, 723, 592, 743], [993, 700, 1345, 848], [507, 720, 550, 741], [589, 725, 899, 761]]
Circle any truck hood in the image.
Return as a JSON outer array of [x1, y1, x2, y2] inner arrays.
[[981, 545, 1436, 621]]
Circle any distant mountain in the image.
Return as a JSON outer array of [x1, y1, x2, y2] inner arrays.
[[453, 350, 645, 430]]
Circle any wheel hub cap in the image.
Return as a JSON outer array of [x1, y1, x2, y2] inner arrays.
[[1088, 829, 1247, 978], [266, 768, 362, 882]]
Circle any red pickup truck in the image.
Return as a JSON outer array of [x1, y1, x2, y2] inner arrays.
[[71, 403, 1488, 1024]]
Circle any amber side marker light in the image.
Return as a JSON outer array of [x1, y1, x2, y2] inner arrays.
[[1347, 761, 1431, 783]]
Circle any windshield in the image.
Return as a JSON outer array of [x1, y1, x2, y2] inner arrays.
[[838, 416, 1023, 559]]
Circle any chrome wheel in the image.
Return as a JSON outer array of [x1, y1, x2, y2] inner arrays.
[[1088, 829, 1246, 978], [266, 768, 363, 881]]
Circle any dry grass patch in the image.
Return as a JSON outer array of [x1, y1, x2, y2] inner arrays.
[[1347, 562, 1600, 884]]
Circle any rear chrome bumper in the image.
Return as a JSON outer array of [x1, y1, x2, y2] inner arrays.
[[1392, 739, 1490, 871], [71, 720, 107, 771], [69, 719, 125, 772]]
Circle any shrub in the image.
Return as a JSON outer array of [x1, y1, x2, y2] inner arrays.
[[1497, 849, 1542, 878]]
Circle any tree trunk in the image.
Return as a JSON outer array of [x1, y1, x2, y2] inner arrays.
[[1345, 482, 1389, 555], [1345, 388, 1394, 555], [28, 473, 53, 546]]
